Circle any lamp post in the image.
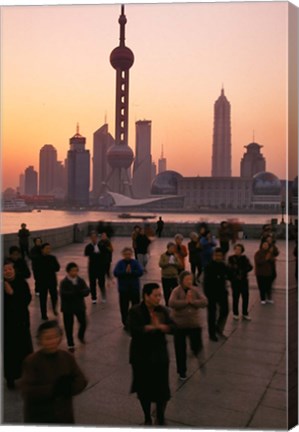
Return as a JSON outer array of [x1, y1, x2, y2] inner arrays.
[[280, 200, 285, 224]]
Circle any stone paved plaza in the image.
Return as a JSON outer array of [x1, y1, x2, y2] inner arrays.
[[2, 236, 297, 429]]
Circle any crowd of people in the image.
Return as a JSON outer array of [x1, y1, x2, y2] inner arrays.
[[3, 219, 286, 425]]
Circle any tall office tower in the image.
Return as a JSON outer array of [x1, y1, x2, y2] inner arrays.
[[39, 144, 57, 194], [158, 144, 167, 174], [151, 161, 157, 181], [19, 173, 25, 195], [105, 5, 134, 196], [92, 123, 115, 201], [132, 120, 152, 197], [53, 161, 66, 197], [66, 125, 90, 207], [240, 142, 266, 178], [24, 166, 38, 195], [211, 88, 232, 177]]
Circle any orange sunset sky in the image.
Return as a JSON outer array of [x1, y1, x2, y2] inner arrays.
[[1, 1, 295, 190]]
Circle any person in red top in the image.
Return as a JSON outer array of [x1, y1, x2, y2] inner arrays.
[[174, 234, 188, 271], [254, 240, 276, 304]]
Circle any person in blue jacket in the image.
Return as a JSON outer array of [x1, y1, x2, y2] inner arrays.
[[113, 247, 143, 330]]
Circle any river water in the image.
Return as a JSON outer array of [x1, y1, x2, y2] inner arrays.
[[1, 210, 282, 234]]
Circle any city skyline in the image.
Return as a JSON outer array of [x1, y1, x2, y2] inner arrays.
[[2, 2, 293, 190]]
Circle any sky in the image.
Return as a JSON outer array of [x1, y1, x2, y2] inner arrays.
[[1, 0, 297, 190]]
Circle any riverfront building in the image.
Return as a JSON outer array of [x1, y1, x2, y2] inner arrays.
[[240, 142, 266, 178], [132, 120, 153, 198], [66, 126, 90, 207], [24, 165, 38, 196], [92, 124, 114, 202], [211, 88, 232, 177]]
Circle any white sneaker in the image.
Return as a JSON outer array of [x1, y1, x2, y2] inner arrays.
[[242, 315, 252, 321], [92, 300, 97, 304], [266, 299, 274, 304], [261, 301, 266, 305], [233, 315, 239, 320]]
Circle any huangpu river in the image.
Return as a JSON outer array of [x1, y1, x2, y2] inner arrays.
[[1, 210, 283, 235]]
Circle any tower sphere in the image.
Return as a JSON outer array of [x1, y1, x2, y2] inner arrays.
[[107, 144, 134, 169], [110, 46, 134, 70]]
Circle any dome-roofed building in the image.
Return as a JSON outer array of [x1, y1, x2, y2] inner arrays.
[[252, 171, 282, 210], [252, 172, 281, 195], [151, 170, 183, 195]]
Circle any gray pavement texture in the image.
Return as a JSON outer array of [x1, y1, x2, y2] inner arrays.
[[2, 237, 296, 429]]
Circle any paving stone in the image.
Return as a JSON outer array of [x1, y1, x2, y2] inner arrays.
[[2, 236, 290, 429]]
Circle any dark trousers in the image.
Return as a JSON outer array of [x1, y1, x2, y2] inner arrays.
[[33, 271, 39, 294], [140, 398, 167, 425], [89, 271, 106, 300], [231, 280, 249, 315], [207, 292, 229, 337], [161, 277, 178, 306], [63, 310, 87, 347], [39, 285, 58, 319], [119, 288, 140, 326], [256, 276, 273, 301], [190, 262, 202, 284], [20, 244, 30, 260], [174, 327, 203, 375]]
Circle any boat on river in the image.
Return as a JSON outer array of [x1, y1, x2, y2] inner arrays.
[[118, 213, 156, 220]]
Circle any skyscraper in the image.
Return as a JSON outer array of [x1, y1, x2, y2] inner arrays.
[[132, 120, 152, 197], [19, 173, 25, 195], [24, 166, 38, 196], [39, 144, 57, 195], [158, 145, 167, 174], [105, 5, 134, 196], [211, 88, 232, 177], [66, 125, 90, 207], [92, 123, 114, 201], [240, 142, 266, 178]]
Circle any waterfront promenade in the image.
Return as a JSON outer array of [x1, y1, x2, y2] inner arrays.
[[3, 236, 296, 428]]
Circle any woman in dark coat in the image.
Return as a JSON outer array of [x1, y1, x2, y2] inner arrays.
[[20, 320, 87, 424], [254, 241, 276, 304], [3, 259, 33, 389], [128, 283, 175, 426]]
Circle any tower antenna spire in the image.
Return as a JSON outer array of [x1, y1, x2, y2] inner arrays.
[[161, 143, 164, 158], [76, 122, 79, 135], [253, 129, 255, 142], [119, 4, 126, 47]]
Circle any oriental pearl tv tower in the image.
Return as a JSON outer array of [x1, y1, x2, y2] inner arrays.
[[105, 4, 134, 196]]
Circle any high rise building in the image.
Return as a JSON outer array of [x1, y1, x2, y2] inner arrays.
[[151, 161, 157, 182], [66, 125, 90, 207], [19, 173, 25, 195], [158, 145, 167, 174], [92, 123, 114, 201], [105, 5, 134, 196], [24, 166, 38, 196], [211, 88, 232, 177], [240, 142, 266, 178], [39, 144, 57, 195], [132, 120, 152, 197]]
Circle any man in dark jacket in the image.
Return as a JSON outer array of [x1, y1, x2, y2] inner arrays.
[[35, 243, 60, 320], [84, 232, 107, 304], [204, 247, 229, 341], [9, 246, 31, 280], [113, 247, 143, 329], [60, 262, 90, 352], [17, 223, 30, 259]]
